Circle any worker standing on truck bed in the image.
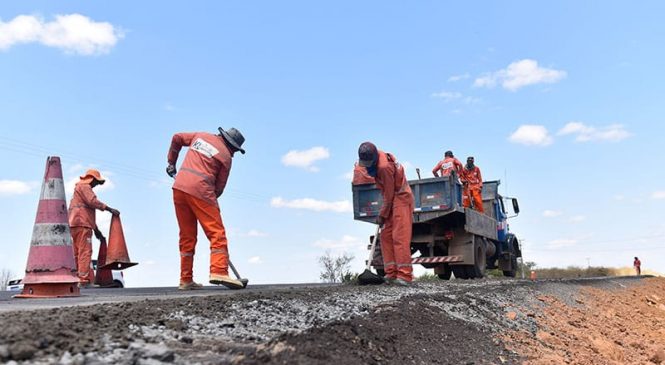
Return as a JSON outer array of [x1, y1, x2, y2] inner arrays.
[[461, 156, 484, 213], [166, 127, 246, 291], [69, 169, 120, 288], [432, 150, 463, 178], [634, 257, 641, 276], [358, 142, 414, 286]]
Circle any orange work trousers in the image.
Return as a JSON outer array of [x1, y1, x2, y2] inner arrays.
[[463, 186, 484, 213], [380, 202, 414, 282], [173, 189, 229, 283], [71, 227, 94, 283]]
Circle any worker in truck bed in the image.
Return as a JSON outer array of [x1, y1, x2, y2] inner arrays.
[[69, 169, 120, 288], [166, 127, 246, 291], [358, 142, 414, 286], [461, 156, 484, 213], [432, 150, 463, 178]]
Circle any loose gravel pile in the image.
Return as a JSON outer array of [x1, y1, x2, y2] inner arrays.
[[0, 276, 654, 364]]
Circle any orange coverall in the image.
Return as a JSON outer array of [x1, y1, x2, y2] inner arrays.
[[634, 259, 641, 276], [374, 151, 414, 282], [168, 132, 233, 283], [69, 181, 108, 283], [462, 165, 484, 213], [352, 162, 375, 185], [432, 157, 463, 177]]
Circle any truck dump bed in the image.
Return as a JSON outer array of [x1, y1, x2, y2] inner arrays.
[[352, 175, 498, 240]]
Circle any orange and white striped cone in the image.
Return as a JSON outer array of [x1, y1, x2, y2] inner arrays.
[[16, 156, 80, 298]]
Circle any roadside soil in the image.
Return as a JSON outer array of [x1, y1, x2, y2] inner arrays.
[[0, 276, 661, 365], [505, 277, 665, 364]]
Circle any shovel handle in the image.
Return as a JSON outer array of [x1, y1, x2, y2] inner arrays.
[[228, 260, 242, 280], [366, 225, 381, 271]]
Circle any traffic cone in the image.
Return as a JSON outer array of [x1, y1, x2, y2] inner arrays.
[[94, 238, 115, 287], [16, 157, 80, 298], [100, 215, 137, 270]]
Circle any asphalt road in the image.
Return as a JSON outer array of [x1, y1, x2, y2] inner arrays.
[[0, 283, 333, 313]]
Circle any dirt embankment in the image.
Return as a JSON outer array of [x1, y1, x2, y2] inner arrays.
[[505, 277, 665, 364], [0, 277, 662, 364]]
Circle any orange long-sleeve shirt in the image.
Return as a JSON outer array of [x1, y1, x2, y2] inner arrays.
[[168, 132, 233, 205], [432, 157, 463, 177], [69, 182, 107, 229], [374, 151, 413, 219]]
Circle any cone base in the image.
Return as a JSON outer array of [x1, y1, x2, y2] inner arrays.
[[99, 261, 138, 271], [15, 283, 80, 299]]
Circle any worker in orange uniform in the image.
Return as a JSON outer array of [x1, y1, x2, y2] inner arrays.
[[167, 127, 246, 290], [461, 156, 484, 213], [432, 150, 463, 178], [69, 170, 120, 287], [352, 162, 375, 185], [634, 257, 641, 276], [358, 142, 414, 286]]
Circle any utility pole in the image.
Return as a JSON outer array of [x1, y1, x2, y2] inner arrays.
[[586, 257, 591, 269]]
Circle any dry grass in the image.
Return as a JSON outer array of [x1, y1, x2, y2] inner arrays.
[[531, 266, 661, 279]]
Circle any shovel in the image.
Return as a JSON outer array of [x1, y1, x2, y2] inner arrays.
[[358, 225, 385, 285], [229, 259, 249, 289]]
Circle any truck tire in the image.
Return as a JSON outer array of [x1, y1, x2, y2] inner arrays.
[[452, 265, 468, 280], [465, 237, 486, 279], [436, 264, 452, 280], [503, 257, 518, 278]]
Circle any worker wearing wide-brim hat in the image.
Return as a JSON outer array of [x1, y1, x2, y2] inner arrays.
[[69, 169, 120, 287], [166, 127, 246, 291]]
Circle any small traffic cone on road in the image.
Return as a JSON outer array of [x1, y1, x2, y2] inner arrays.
[[100, 215, 137, 270], [94, 238, 115, 287], [16, 157, 80, 298]]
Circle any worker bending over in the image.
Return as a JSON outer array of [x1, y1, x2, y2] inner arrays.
[[432, 150, 463, 178], [461, 156, 484, 213], [69, 170, 120, 287], [167, 127, 246, 290], [358, 142, 414, 286]]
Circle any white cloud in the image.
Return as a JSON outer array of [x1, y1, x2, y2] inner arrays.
[[248, 256, 263, 264], [448, 73, 470, 82], [281, 147, 330, 172], [569, 215, 587, 223], [246, 229, 268, 238], [474, 59, 566, 91], [547, 239, 578, 248], [557, 122, 631, 142], [313, 235, 364, 250], [431, 91, 462, 102], [270, 197, 352, 213], [508, 125, 553, 146], [613, 195, 625, 201], [0, 14, 123, 55], [542, 210, 563, 218], [342, 169, 354, 181], [652, 191, 665, 200], [0, 180, 36, 196]]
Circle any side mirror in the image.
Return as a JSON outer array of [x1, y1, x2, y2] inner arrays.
[[512, 198, 520, 214]]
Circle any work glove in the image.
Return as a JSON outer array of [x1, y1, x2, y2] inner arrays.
[[106, 207, 120, 216], [94, 228, 105, 241], [166, 164, 177, 178]]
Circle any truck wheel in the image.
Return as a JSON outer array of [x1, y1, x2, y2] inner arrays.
[[466, 237, 486, 279], [452, 266, 468, 280], [436, 264, 452, 280], [503, 257, 518, 278]]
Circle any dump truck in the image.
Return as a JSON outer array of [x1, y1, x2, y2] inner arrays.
[[352, 173, 521, 279]]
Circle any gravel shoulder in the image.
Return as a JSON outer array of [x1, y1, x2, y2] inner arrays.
[[0, 276, 658, 364]]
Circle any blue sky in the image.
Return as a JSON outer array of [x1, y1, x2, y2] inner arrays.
[[1, 2, 664, 287]]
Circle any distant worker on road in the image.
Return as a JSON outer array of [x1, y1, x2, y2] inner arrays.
[[358, 142, 414, 286], [432, 150, 463, 178], [68, 170, 120, 287], [461, 156, 484, 213], [634, 257, 641, 276], [167, 127, 246, 291]]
